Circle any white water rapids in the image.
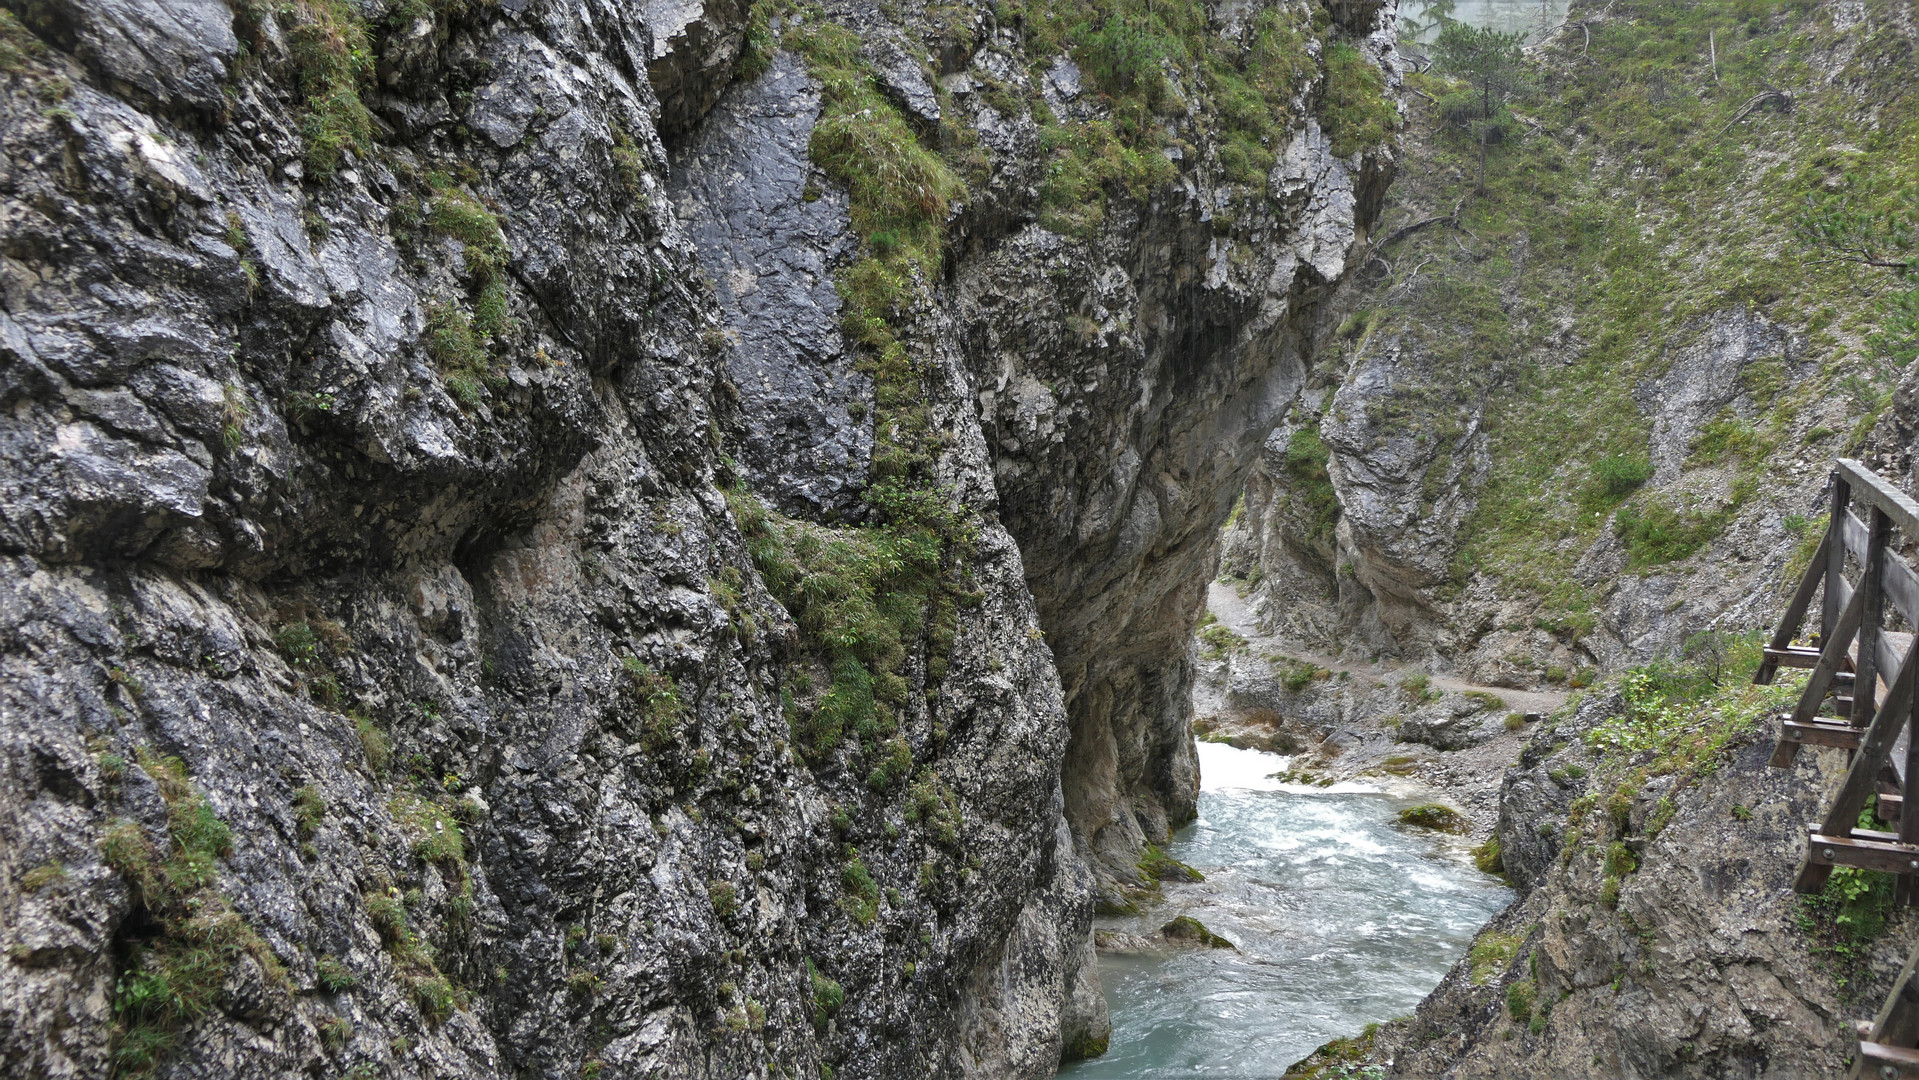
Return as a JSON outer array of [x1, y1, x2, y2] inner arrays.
[[1061, 742, 1512, 1079]]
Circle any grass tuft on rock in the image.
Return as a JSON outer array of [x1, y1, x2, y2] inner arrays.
[[1467, 928, 1524, 985], [104, 753, 285, 1077]]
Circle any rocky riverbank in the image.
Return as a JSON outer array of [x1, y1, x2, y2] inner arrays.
[[1193, 580, 1563, 844]]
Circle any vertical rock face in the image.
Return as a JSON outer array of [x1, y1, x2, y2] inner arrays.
[[0, 0, 1391, 1077], [954, 112, 1394, 900], [671, 51, 872, 519], [646, 0, 751, 139]]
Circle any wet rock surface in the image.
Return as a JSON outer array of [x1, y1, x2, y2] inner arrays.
[[671, 50, 871, 520]]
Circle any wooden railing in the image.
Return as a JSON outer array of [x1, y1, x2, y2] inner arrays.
[[1759, 460, 1919, 1079]]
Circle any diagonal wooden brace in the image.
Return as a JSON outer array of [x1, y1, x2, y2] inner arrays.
[[1756, 529, 1832, 686], [1772, 578, 1868, 768], [1850, 940, 1919, 1079], [1796, 636, 1919, 893]]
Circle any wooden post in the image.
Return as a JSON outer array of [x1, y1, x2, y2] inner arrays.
[[1824, 472, 1852, 646], [1902, 619, 1919, 905], [1856, 507, 1891, 728]]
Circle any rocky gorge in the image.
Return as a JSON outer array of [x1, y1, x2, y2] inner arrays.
[[0, 0, 1401, 1077], [6, 0, 1919, 1073]]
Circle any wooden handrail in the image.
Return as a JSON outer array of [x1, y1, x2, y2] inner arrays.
[[1828, 574, 1908, 699], [1839, 459, 1919, 540], [1842, 510, 1919, 630]]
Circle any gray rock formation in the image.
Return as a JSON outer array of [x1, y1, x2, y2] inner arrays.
[[0, 0, 1394, 1077], [956, 107, 1394, 904], [647, 0, 750, 139], [1375, 693, 1903, 1079], [1221, 250, 1827, 689], [671, 51, 871, 520]]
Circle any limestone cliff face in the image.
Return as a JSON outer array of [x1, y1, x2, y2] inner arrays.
[[951, 48, 1395, 906], [966, 138, 1394, 895], [0, 0, 1390, 1077]]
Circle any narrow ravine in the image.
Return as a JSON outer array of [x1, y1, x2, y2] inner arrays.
[[1063, 743, 1512, 1077]]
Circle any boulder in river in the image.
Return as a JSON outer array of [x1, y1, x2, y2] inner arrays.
[[1162, 915, 1238, 950]]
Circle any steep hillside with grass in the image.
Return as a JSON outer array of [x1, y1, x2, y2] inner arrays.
[[0, 0, 1393, 1077], [1223, 0, 1919, 686]]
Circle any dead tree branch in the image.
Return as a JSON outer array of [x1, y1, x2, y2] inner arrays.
[[1716, 89, 1794, 138], [1368, 198, 1465, 257]]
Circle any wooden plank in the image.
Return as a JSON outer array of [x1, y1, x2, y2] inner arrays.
[[1758, 529, 1833, 685], [1805, 831, 1919, 876], [1839, 459, 1919, 541], [1797, 644, 1919, 891], [1782, 718, 1863, 749], [1856, 1041, 1919, 1080], [1763, 646, 1822, 670], [1842, 509, 1919, 629], [1774, 580, 1870, 766]]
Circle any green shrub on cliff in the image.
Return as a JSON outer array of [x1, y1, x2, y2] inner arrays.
[[1283, 426, 1341, 547], [731, 487, 964, 763], [104, 754, 285, 1076], [1799, 866, 1896, 996], [805, 958, 845, 1032], [1322, 42, 1398, 157]]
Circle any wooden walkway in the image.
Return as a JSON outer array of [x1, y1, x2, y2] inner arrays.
[[1760, 460, 1919, 1079]]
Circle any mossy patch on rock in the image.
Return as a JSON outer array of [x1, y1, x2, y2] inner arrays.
[[1396, 802, 1469, 833], [1471, 836, 1504, 877], [1137, 843, 1204, 883], [1161, 915, 1235, 949], [1282, 1020, 1382, 1078]]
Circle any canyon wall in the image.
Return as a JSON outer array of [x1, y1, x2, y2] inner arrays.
[[1220, 0, 1919, 688], [0, 0, 1391, 1076]]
